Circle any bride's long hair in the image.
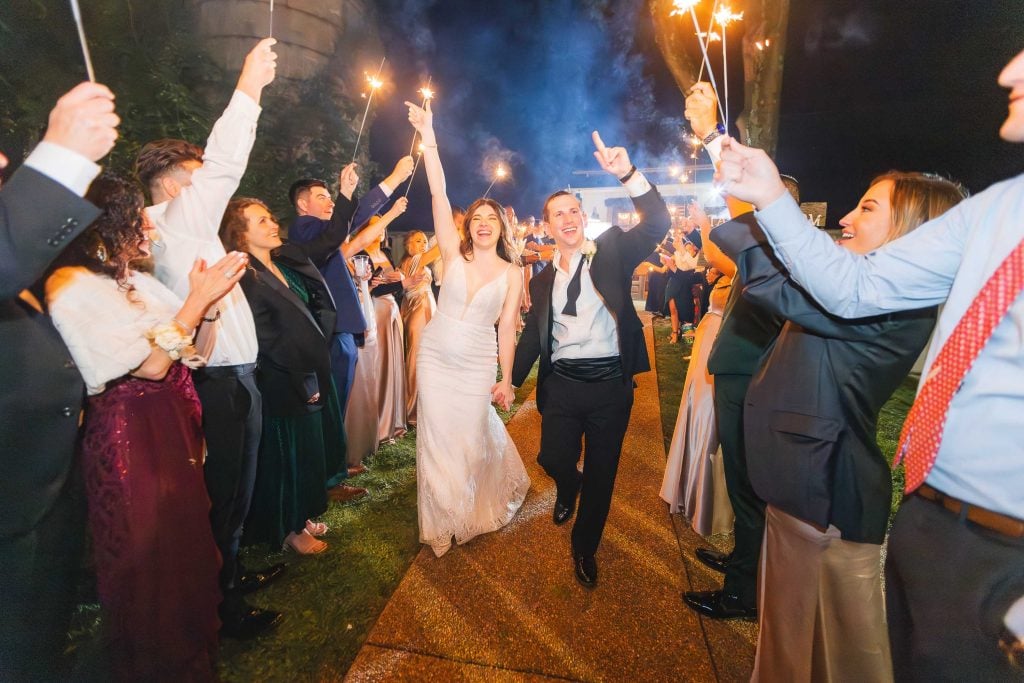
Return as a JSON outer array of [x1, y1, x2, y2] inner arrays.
[[459, 198, 520, 266]]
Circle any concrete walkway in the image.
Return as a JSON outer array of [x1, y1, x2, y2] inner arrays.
[[345, 315, 756, 682]]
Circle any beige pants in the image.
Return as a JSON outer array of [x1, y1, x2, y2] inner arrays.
[[752, 505, 893, 683]]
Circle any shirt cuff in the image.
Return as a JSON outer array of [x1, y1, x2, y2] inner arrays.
[[623, 171, 652, 198], [1006, 596, 1024, 638], [704, 136, 723, 165], [379, 181, 394, 197], [23, 141, 101, 197]]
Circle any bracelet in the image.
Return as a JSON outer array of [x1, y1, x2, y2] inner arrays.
[[618, 165, 638, 184], [202, 309, 222, 323], [702, 123, 727, 146], [171, 317, 193, 335]]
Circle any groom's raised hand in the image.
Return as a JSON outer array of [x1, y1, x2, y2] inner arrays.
[[592, 131, 632, 179]]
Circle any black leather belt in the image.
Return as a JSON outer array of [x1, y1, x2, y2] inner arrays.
[[196, 363, 257, 378]]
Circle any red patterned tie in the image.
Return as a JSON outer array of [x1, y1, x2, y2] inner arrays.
[[896, 238, 1024, 492]]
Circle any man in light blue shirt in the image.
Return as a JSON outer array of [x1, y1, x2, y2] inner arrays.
[[715, 48, 1024, 679]]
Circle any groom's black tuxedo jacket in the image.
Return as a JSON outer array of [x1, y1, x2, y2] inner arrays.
[[512, 187, 671, 412]]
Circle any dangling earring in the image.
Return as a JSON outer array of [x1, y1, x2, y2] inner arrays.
[[89, 233, 108, 263]]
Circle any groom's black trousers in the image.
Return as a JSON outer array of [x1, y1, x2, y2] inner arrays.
[[538, 373, 634, 558]]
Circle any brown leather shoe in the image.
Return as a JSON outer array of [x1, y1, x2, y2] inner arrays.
[[347, 464, 368, 477], [329, 484, 367, 503]]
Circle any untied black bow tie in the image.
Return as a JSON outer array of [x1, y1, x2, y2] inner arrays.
[[562, 256, 587, 316]]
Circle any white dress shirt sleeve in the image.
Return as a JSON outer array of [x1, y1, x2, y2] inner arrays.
[[622, 171, 652, 198], [23, 141, 101, 197]]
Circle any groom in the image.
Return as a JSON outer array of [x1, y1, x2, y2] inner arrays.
[[512, 132, 670, 587]]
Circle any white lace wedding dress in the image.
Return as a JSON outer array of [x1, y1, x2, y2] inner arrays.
[[415, 256, 531, 556]]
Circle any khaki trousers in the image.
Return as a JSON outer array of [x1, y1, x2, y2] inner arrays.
[[752, 505, 893, 683]]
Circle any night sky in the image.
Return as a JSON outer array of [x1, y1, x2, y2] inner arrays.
[[369, 0, 1024, 231]]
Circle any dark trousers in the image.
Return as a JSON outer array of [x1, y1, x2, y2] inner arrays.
[[193, 365, 261, 618], [538, 374, 634, 558], [714, 373, 765, 608], [886, 494, 1024, 681], [330, 331, 359, 415], [0, 477, 85, 682]]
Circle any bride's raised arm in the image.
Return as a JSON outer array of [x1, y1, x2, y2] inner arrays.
[[406, 100, 459, 262]]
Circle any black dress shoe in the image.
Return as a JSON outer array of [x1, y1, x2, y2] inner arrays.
[[574, 554, 597, 588], [553, 472, 584, 526], [236, 562, 287, 595], [220, 607, 283, 639], [682, 589, 757, 620], [694, 547, 731, 574]]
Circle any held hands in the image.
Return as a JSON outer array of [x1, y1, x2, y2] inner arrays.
[[338, 163, 359, 200], [43, 82, 120, 162], [405, 99, 435, 144], [187, 252, 248, 307], [591, 131, 633, 179], [490, 380, 514, 411], [715, 137, 788, 209], [684, 82, 718, 140], [236, 38, 278, 102]]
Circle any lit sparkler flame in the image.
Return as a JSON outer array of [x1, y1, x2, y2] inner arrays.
[[367, 75, 384, 90], [713, 6, 744, 28], [419, 86, 434, 100], [669, 0, 700, 17], [696, 30, 721, 42], [495, 166, 508, 179]]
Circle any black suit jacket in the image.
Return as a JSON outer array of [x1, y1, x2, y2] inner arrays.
[[512, 186, 671, 412], [712, 217, 937, 544], [706, 213, 785, 377], [240, 243, 338, 417], [0, 166, 100, 537]]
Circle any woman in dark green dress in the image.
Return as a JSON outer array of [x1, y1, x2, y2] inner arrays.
[[219, 197, 347, 554]]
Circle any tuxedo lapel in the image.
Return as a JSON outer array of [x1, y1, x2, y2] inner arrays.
[[251, 259, 325, 337]]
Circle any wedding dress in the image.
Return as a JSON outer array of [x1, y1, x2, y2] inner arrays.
[[415, 256, 531, 556]]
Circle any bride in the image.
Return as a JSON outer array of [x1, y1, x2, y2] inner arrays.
[[406, 99, 531, 557]]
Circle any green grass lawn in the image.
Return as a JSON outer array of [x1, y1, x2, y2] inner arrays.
[[651, 315, 916, 523]]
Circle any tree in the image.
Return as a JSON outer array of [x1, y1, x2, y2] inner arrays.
[[649, 0, 790, 157]]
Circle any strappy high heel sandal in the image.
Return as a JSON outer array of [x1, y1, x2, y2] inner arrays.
[[305, 519, 329, 537], [669, 329, 680, 344]]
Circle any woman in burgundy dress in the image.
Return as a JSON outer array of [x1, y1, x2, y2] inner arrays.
[[45, 174, 245, 681]]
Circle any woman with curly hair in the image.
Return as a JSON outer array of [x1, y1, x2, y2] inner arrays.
[[45, 174, 244, 682]]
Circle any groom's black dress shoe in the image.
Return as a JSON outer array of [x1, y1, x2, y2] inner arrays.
[[220, 607, 283, 639], [574, 554, 597, 588], [553, 472, 584, 526], [683, 589, 757, 620], [237, 562, 287, 595], [694, 547, 731, 574]]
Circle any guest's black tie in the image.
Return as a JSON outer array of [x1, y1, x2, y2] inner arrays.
[[562, 257, 587, 316]]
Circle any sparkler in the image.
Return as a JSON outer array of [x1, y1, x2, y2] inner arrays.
[[670, 0, 727, 127], [269, 0, 274, 38], [408, 80, 434, 156], [403, 143, 426, 199], [483, 165, 508, 198], [694, 0, 720, 82], [69, 0, 96, 82], [714, 6, 743, 132], [351, 56, 387, 164]]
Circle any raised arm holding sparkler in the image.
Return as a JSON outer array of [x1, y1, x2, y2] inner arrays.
[[405, 99, 460, 260]]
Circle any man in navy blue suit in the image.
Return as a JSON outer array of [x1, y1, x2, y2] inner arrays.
[[288, 155, 412, 491]]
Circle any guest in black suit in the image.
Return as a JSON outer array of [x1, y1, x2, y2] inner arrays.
[[0, 82, 117, 681], [512, 132, 670, 587], [220, 197, 347, 555], [713, 172, 964, 681]]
